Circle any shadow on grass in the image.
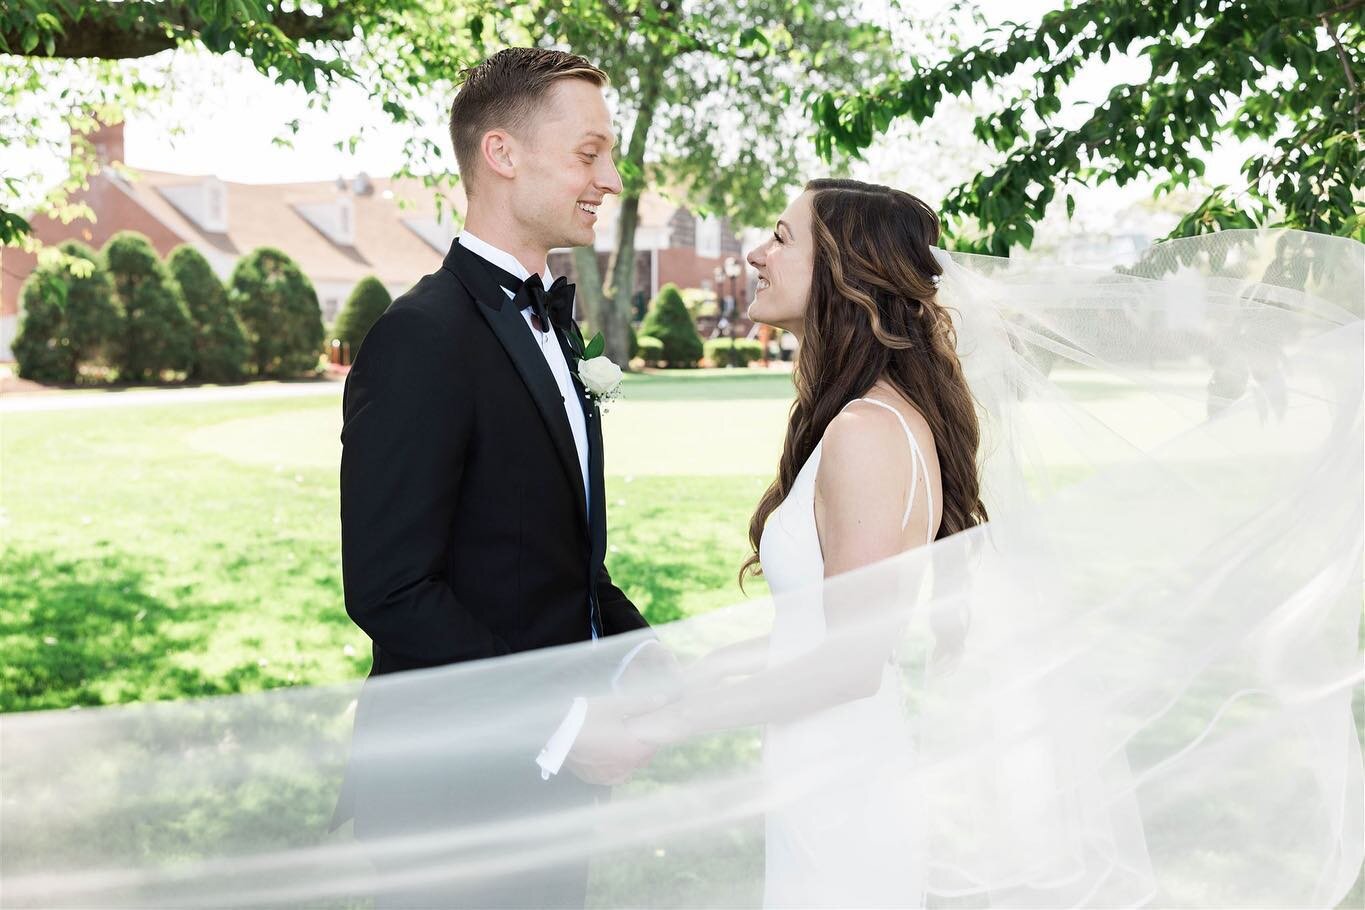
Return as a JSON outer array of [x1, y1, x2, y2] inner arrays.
[[608, 550, 697, 626], [0, 547, 292, 712]]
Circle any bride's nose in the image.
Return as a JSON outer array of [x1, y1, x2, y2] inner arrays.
[[746, 247, 763, 270]]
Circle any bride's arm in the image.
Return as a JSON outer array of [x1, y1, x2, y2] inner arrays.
[[682, 635, 771, 686], [627, 409, 922, 745]]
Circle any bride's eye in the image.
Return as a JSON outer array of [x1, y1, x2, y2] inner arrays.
[[772, 231, 783, 245]]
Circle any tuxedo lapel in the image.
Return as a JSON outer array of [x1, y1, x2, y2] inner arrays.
[[554, 318, 606, 566], [586, 394, 607, 570], [442, 240, 589, 526]]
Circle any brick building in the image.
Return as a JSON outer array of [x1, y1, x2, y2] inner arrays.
[[0, 121, 755, 360]]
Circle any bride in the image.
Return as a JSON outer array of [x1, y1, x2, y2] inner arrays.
[[625, 178, 986, 907]]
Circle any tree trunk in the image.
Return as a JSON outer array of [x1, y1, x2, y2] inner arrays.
[[602, 70, 664, 365], [571, 246, 606, 335]]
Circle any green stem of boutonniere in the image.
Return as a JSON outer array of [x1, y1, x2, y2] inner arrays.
[[564, 326, 589, 374]]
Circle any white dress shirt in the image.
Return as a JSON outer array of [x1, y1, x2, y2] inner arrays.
[[457, 232, 589, 503]]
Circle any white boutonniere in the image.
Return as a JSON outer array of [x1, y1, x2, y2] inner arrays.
[[575, 333, 623, 409]]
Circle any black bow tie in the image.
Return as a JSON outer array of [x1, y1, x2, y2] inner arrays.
[[515, 274, 576, 334]]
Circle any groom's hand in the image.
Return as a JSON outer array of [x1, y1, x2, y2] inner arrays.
[[565, 693, 663, 786]]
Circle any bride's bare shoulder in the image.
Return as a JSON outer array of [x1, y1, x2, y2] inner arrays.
[[816, 401, 915, 498]]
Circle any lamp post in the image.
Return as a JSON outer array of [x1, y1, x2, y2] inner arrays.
[[712, 265, 726, 343], [724, 256, 743, 346]]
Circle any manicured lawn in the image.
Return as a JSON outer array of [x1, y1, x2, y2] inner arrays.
[[0, 386, 783, 712], [618, 366, 796, 400], [0, 362, 1210, 713]]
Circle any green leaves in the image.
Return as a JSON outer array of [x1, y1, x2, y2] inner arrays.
[[584, 332, 606, 360], [810, 0, 1365, 246], [0, 209, 32, 246]]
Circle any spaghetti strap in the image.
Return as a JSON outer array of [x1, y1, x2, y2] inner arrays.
[[848, 398, 935, 544]]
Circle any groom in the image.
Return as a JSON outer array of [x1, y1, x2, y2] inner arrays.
[[337, 47, 668, 907]]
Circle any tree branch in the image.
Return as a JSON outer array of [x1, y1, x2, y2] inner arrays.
[[3, 2, 351, 60], [1320, 12, 1359, 96]]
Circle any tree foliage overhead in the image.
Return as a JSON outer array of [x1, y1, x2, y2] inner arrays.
[[0, 0, 478, 244], [811, 0, 1365, 253]]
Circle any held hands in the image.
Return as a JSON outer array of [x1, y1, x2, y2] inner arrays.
[[621, 639, 768, 747], [565, 692, 665, 786], [566, 643, 684, 786]]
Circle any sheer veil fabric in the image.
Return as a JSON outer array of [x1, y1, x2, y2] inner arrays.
[[2, 230, 1361, 908]]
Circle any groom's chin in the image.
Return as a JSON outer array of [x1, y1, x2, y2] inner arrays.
[[557, 225, 594, 250]]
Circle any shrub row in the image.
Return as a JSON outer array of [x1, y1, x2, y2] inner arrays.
[[703, 338, 765, 367], [13, 232, 392, 384]]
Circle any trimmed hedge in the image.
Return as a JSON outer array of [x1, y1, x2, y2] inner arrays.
[[105, 231, 194, 382], [13, 241, 121, 383], [639, 283, 703, 367], [334, 275, 391, 352], [168, 245, 248, 383], [704, 338, 765, 368], [13, 269, 76, 383], [636, 334, 664, 367], [229, 247, 326, 378]]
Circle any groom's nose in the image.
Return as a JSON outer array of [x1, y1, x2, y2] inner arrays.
[[598, 156, 623, 195]]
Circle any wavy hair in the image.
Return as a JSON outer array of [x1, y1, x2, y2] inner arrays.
[[741, 179, 988, 583]]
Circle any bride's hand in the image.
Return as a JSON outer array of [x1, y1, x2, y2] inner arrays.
[[682, 638, 768, 689], [681, 652, 733, 689], [624, 709, 679, 747]]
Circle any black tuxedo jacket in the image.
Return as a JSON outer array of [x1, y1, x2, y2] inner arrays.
[[340, 238, 649, 677]]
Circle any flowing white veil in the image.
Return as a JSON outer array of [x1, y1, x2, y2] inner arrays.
[[2, 230, 1361, 909]]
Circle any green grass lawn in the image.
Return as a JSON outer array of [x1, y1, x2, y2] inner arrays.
[[0, 373, 791, 713]]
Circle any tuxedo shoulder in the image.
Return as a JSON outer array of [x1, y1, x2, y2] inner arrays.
[[384, 268, 476, 334]]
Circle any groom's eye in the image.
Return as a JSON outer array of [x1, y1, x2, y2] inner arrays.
[[580, 152, 598, 162]]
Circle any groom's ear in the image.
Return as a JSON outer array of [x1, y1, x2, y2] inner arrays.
[[480, 130, 518, 182]]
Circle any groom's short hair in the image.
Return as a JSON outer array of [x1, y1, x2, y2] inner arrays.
[[449, 48, 609, 195]]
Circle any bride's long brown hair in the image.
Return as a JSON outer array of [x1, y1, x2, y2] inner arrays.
[[741, 178, 988, 583]]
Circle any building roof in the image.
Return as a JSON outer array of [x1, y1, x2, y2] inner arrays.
[[119, 169, 465, 287], [116, 168, 699, 284]]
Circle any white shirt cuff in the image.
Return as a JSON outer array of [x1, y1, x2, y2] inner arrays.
[[536, 696, 588, 780]]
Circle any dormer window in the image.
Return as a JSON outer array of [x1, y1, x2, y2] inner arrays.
[[695, 215, 722, 259], [294, 195, 356, 246], [337, 197, 353, 243], [157, 177, 228, 232], [205, 183, 224, 226]]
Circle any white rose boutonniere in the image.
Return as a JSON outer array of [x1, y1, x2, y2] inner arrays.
[[575, 333, 623, 408]]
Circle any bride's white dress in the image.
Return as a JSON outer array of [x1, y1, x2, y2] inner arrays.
[[759, 397, 933, 909]]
